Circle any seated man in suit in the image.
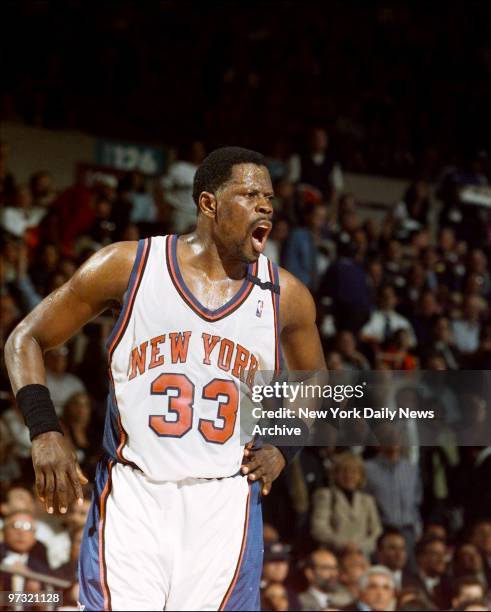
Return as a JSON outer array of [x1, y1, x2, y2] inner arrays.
[[0, 509, 51, 591], [345, 565, 396, 611], [402, 536, 450, 610], [376, 528, 410, 592]]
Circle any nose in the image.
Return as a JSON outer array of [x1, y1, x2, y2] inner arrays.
[[256, 196, 273, 217]]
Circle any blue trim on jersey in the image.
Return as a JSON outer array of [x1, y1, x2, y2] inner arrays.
[[78, 458, 111, 611], [102, 390, 119, 461], [223, 481, 263, 611], [271, 262, 284, 371], [170, 234, 253, 317], [105, 238, 146, 352]]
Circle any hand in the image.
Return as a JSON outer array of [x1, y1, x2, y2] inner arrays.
[[32, 431, 88, 514], [241, 443, 286, 496]]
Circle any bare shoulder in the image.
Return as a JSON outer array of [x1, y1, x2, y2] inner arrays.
[[277, 266, 316, 331], [68, 241, 139, 304]]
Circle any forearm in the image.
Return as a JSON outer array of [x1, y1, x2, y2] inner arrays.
[[5, 323, 47, 394]]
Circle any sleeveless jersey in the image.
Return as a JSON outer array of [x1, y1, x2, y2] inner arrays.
[[102, 235, 282, 481]]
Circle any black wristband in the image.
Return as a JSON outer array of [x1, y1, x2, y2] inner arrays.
[[16, 384, 63, 441]]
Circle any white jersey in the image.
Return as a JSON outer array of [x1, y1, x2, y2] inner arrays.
[[103, 235, 282, 481]]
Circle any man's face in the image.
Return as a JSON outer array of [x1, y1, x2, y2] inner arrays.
[[340, 552, 369, 591], [380, 287, 397, 311], [263, 583, 289, 611], [456, 544, 484, 572], [262, 560, 289, 583], [359, 574, 395, 612], [1, 487, 35, 516], [418, 541, 447, 576], [4, 513, 36, 554], [378, 534, 407, 570], [471, 522, 491, 554], [209, 164, 273, 263], [305, 550, 339, 593]]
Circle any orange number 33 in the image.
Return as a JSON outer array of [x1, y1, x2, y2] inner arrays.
[[149, 373, 239, 444]]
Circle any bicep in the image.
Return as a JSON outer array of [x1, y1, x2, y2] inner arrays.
[[279, 269, 325, 371]]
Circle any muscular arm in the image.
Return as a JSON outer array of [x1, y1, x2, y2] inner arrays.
[[278, 267, 326, 371], [5, 242, 137, 392], [5, 242, 138, 513], [242, 268, 326, 493]]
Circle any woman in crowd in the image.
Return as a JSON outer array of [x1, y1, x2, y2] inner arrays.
[[310, 451, 382, 556]]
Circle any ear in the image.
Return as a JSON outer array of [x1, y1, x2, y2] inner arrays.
[[198, 191, 217, 219]]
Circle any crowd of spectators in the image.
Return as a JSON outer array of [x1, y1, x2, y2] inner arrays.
[[2, 120, 491, 611]]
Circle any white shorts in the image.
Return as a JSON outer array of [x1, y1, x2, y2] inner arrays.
[[78, 457, 263, 611]]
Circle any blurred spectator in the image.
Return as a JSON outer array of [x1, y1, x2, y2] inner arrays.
[[0, 510, 51, 591], [61, 392, 100, 479], [262, 542, 291, 586], [453, 543, 488, 589], [334, 331, 371, 371], [361, 285, 417, 347], [365, 428, 422, 556], [338, 549, 370, 606], [451, 577, 486, 612], [121, 171, 157, 224], [320, 240, 371, 334], [288, 127, 343, 199], [403, 536, 450, 610], [376, 528, 409, 592], [263, 217, 289, 265], [393, 180, 432, 241], [379, 329, 418, 370], [0, 184, 47, 238], [43, 174, 117, 257], [45, 346, 86, 416], [428, 316, 461, 369], [282, 203, 328, 292], [161, 141, 205, 233], [298, 548, 346, 611], [311, 452, 382, 555], [262, 580, 290, 611], [451, 296, 484, 355], [29, 170, 57, 208], [346, 565, 396, 612]]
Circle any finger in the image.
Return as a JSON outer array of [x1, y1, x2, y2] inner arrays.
[[45, 471, 55, 514], [245, 440, 254, 450], [261, 480, 272, 496], [248, 466, 264, 481], [55, 470, 69, 514], [35, 470, 46, 503], [241, 455, 261, 474], [68, 464, 84, 504], [76, 464, 89, 485], [243, 448, 251, 457]]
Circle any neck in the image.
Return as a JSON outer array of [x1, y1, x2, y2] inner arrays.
[[182, 222, 250, 282]]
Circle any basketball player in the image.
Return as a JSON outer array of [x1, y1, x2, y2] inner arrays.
[[5, 147, 326, 611]]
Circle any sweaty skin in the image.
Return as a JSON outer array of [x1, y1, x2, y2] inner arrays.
[[5, 162, 326, 511]]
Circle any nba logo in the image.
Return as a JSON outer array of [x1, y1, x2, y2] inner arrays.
[[256, 300, 264, 317]]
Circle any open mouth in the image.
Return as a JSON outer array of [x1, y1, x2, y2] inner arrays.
[[250, 222, 272, 254]]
